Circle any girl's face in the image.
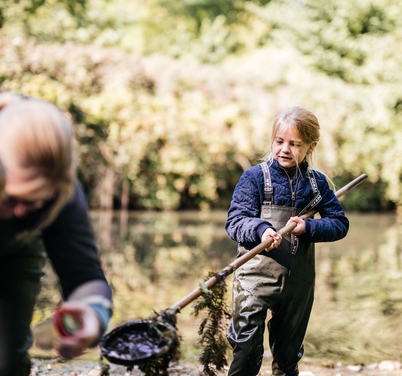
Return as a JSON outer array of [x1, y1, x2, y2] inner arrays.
[[272, 125, 316, 168]]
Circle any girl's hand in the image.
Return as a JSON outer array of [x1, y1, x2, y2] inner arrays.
[[261, 228, 282, 251], [287, 216, 305, 236], [56, 301, 101, 359]]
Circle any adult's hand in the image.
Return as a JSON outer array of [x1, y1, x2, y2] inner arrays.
[[56, 301, 101, 359]]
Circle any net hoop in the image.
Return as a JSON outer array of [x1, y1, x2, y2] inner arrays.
[[100, 319, 177, 366]]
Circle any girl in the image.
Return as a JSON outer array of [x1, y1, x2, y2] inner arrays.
[[0, 92, 112, 376], [225, 106, 349, 376]]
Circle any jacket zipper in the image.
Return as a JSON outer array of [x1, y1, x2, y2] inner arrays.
[[283, 168, 301, 217]]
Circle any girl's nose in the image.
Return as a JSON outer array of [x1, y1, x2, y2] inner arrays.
[[282, 142, 291, 153]]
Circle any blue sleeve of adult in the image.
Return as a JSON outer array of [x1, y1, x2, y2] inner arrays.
[[88, 303, 112, 345]]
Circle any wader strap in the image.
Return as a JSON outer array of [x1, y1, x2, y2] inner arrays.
[[289, 170, 321, 255], [260, 162, 273, 219], [297, 169, 322, 217], [259, 163, 322, 255]]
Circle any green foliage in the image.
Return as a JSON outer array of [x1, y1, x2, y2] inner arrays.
[[158, 0, 246, 27], [2, 0, 402, 211], [250, 0, 402, 84], [192, 272, 231, 376], [0, 0, 46, 14], [0, 42, 248, 209], [1, 38, 401, 211], [0, 0, 251, 62], [334, 175, 394, 212], [0, 0, 86, 38]]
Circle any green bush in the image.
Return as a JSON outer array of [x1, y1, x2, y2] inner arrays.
[[0, 38, 400, 211]]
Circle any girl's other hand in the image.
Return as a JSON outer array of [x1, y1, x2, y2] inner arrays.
[[261, 228, 282, 251], [287, 216, 305, 236], [56, 301, 101, 359]]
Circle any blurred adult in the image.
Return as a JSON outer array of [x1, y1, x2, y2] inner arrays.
[[0, 92, 112, 376]]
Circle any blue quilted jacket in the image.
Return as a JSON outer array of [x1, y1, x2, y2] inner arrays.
[[225, 159, 349, 249]]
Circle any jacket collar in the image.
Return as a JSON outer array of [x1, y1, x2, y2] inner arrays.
[[270, 158, 309, 175]]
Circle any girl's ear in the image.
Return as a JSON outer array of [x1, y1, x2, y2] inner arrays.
[[308, 141, 318, 154]]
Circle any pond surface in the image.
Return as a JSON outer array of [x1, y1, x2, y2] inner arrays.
[[34, 210, 402, 364]]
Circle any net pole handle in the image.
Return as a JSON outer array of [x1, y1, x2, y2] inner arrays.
[[169, 173, 368, 312]]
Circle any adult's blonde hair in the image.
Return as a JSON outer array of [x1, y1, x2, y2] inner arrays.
[[0, 92, 76, 231]]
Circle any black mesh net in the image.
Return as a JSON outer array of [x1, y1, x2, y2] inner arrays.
[[100, 309, 181, 375]]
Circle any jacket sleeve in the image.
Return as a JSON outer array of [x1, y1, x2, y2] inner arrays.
[[42, 182, 112, 302], [301, 174, 349, 242], [225, 168, 274, 248]]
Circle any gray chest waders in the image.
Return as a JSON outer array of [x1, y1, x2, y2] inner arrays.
[[227, 164, 320, 376]]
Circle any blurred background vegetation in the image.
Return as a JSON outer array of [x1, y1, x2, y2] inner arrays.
[[1, 0, 401, 212]]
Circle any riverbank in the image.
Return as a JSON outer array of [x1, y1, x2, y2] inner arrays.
[[31, 356, 402, 376]]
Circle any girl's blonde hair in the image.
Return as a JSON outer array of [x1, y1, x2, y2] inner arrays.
[[0, 92, 76, 232], [261, 106, 335, 189], [262, 106, 320, 166]]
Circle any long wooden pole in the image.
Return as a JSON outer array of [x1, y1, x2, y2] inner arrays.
[[170, 174, 368, 312]]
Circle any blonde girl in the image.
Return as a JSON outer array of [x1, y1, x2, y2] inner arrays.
[[225, 106, 348, 376]]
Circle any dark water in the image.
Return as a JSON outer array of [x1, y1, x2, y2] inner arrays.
[[34, 210, 402, 364]]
